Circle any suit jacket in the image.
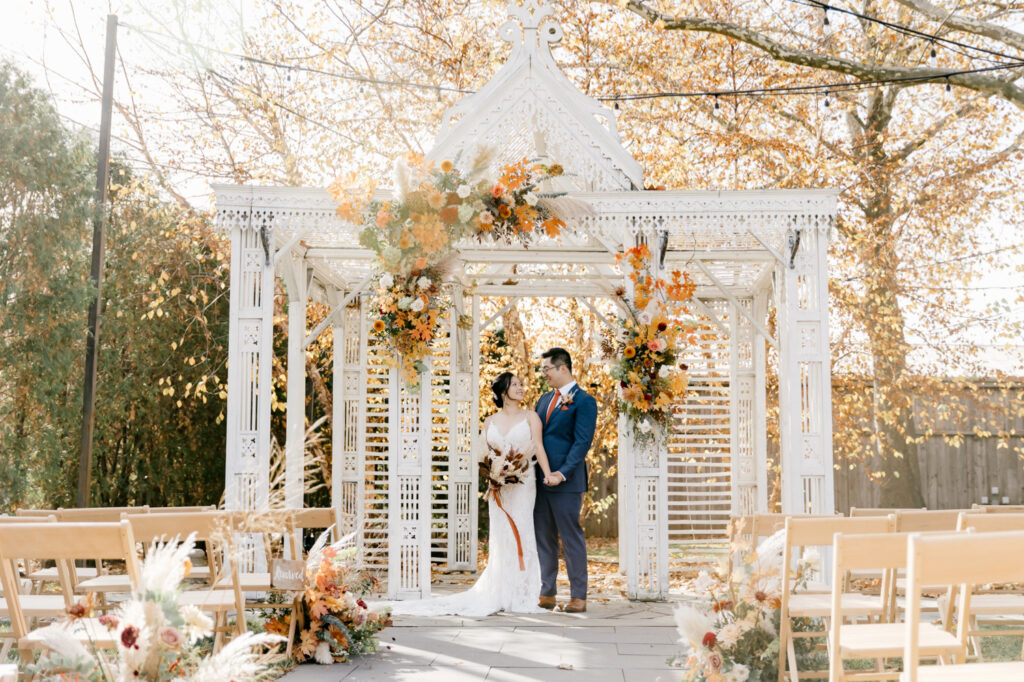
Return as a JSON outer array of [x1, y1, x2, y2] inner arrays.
[[535, 385, 597, 494]]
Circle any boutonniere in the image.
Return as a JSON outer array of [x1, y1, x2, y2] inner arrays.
[[560, 388, 578, 410]]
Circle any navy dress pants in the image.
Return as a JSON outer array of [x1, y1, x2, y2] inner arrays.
[[533, 488, 587, 600]]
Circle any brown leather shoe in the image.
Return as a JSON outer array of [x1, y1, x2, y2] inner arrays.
[[538, 595, 557, 610], [563, 598, 586, 613]]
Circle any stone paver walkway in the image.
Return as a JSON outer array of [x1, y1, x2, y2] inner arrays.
[[279, 598, 686, 681]]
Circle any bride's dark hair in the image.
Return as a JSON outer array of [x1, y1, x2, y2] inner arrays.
[[491, 372, 514, 408]]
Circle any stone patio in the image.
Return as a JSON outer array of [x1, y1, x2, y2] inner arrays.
[[278, 597, 686, 681]]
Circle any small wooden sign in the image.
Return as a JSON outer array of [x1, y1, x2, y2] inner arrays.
[[270, 559, 305, 590]]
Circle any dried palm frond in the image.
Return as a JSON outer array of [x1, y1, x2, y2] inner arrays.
[[536, 195, 596, 219]]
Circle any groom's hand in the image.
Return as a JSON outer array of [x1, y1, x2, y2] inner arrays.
[[544, 473, 562, 486]]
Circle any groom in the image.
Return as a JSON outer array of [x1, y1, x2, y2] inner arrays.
[[534, 347, 597, 613]]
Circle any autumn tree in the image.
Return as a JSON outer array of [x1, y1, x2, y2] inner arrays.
[[39, 0, 1024, 509]]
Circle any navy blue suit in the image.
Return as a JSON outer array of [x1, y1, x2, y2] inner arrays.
[[533, 384, 597, 600]]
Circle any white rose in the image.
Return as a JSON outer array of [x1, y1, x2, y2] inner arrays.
[[417, 276, 432, 290], [638, 420, 653, 434], [380, 273, 394, 289], [801, 548, 822, 573], [524, 191, 538, 206], [398, 297, 413, 310], [457, 184, 472, 199], [411, 297, 426, 312], [638, 311, 652, 325], [727, 663, 750, 682]]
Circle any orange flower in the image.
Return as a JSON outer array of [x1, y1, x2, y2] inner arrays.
[[397, 231, 412, 249], [440, 205, 459, 225], [414, 257, 427, 271], [548, 163, 564, 176], [441, 160, 453, 172], [498, 203, 511, 219], [623, 346, 636, 359], [373, 319, 386, 333], [376, 206, 392, 228], [427, 189, 445, 210], [491, 183, 505, 198]]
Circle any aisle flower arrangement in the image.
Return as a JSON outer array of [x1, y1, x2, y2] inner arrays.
[[264, 534, 392, 664], [609, 243, 697, 446], [28, 535, 283, 681], [671, 526, 822, 681], [329, 151, 567, 388]]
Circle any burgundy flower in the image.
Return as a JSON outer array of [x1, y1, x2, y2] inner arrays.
[[679, 363, 688, 371], [702, 631, 717, 648], [121, 625, 140, 649], [657, 322, 667, 332], [357, 598, 368, 609]]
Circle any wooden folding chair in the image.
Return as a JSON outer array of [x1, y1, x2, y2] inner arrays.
[[970, 504, 1024, 513], [728, 513, 787, 566], [945, 513, 1024, 658], [829, 532, 960, 682], [22, 507, 149, 591], [119, 511, 246, 650], [221, 508, 342, 657], [0, 516, 66, 660], [779, 516, 894, 682], [0, 521, 140, 666], [902, 531, 1024, 681]]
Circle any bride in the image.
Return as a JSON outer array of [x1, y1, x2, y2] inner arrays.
[[389, 371, 555, 617]]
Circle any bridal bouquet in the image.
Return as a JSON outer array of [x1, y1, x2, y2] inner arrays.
[[329, 150, 570, 389], [479, 444, 532, 570], [28, 535, 283, 681]]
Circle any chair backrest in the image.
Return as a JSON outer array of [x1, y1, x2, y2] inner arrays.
[[903, 531, 1024, 681], [957, 512, 1024, 532], [971, 504, 1024, 513], [895, 509, 967, 532], [149, 505, 217, 514], [849, 507, 924, 517], [0, 521, 140, 636], [13, 509, 57, 517], [785, 515, 894, 550], [57, 506, 150, 522], [124, 511, 230, 545]]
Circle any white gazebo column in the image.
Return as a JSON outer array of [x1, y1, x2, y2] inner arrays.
[[331, 293, 365, 539], [447, 287, 475, 570], [752, 288, 769, 513], [777, 227, 835, 514], [222, 212, 275, 572], [387, 362, 433, 599], [282, 255, 309, 510], [619, 417, 669, 599], [729, 297, 758, 516]]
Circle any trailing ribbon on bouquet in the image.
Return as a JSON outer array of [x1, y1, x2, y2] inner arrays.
[[490, 489, 526, 571]]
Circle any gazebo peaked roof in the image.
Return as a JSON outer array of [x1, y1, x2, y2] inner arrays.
[[427, 1, 643, 192]]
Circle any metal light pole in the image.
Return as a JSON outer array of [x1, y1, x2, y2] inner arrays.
[[77, 14, 118, 508]]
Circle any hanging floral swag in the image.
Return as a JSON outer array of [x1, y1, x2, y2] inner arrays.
[[329, 150, 570, 389], [606, 243, 697, 447]]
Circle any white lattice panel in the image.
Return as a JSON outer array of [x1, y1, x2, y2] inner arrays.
[[667, 299, 732, 542]]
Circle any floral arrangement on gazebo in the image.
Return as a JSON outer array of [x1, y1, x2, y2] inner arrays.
[[330, 151, 567, 388], [609, 243, 696, 446]]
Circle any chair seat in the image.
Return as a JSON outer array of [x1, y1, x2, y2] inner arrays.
[[838, 623, 959, 658], [790, 592, 884, 618], [75, 574, 131, 593], [28, 566, 99, 582], [216, 572, 271, 592], [19, 618, 118, 650], [965, 593, 1024, 615], [0, 594, 68, 618], [179, 589, 239, 611], [899, 661, 1024, 681]]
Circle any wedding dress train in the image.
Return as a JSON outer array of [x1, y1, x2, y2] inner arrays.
[[388, 417, 544, 617]]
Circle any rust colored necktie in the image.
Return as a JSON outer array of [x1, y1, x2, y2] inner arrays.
[[545, 391, 561, 423]]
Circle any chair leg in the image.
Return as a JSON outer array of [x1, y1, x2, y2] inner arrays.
[[213, 609, 225, 652], [787, 631, 801, 682], [779, 619, 790, 682], [286, 602, 298, 659]]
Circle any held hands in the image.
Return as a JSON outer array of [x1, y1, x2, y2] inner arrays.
[[542, 472, 562, 487]]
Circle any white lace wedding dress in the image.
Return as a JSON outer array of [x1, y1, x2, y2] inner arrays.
[[388, 416, 544, 617]]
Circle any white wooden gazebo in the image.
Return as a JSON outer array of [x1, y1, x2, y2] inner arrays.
[[213, 1, 837, 600]]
